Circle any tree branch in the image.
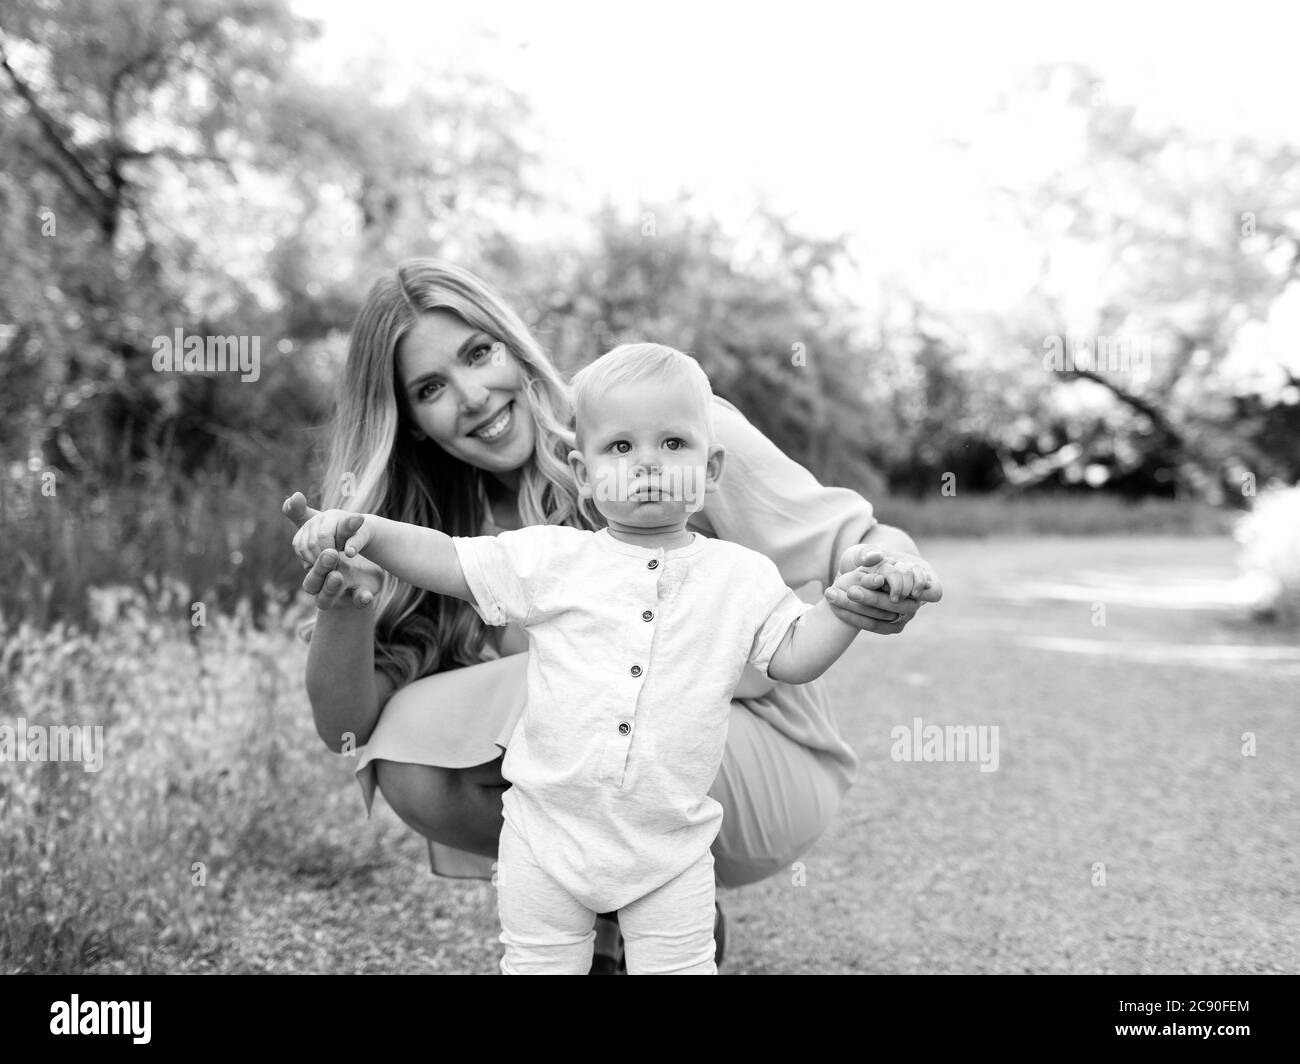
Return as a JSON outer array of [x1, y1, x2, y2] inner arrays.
[[1065, 366, 1186, 449], [0, 40, 111, 212], [115, 145, 232, 172]]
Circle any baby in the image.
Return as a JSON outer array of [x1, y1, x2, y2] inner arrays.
[[294, 343, 931, 974]]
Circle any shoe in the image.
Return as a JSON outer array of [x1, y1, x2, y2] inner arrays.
[[714, 901, 726, 968], [588, 912, 625, 975]]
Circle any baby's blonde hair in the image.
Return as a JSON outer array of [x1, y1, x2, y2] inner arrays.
[[570, 342, 716, 448]]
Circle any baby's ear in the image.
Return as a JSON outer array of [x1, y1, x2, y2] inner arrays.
[[567, 449, 593, 498], [703, 443, 726, 492]]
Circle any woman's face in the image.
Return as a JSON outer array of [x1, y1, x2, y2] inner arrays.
[[395, 310, 537, 480]]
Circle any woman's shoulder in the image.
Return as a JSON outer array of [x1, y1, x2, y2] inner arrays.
[[696, 391, 877, 588], [709, 392, 785, 471], [709, 392, 749, 438]]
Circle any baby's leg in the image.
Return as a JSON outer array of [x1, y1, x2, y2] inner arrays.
[[496, 818, 597, 975], [618, 849, 717, 975]]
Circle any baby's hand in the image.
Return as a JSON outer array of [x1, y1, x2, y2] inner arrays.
[[851, 552, 936, 604], [290, 504, 372, 567]]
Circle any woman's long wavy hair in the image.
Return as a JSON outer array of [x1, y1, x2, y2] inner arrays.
[[306, 259, 597, 688]]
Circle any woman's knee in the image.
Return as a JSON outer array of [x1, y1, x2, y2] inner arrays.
[[710, 735, 848, 889], [375, 761, 463, 836], [375, 759, 507, 848], [711, 834, 825, 890]]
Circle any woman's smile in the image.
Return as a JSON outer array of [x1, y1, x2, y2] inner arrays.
[[468, 401, 515, 442]]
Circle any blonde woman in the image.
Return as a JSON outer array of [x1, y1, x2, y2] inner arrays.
[[282, 259, 943, 972]]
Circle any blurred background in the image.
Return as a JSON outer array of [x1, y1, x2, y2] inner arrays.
[[1, 0, 1297, 975]]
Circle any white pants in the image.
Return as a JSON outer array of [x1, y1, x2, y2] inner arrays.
[[496, 817, 717, 975]]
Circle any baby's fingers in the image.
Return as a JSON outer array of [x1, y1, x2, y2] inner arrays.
[[293, 521, 323, 566], [842, 568, 887, 602], [340, 514, 369, 556], [282, 491, 320, 530], [315, 512, 342, 556], [889, 566, 918, 603]]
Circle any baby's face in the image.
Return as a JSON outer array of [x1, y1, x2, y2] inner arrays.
[[568, 376, 724, 530]]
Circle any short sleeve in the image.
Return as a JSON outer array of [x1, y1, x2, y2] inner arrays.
[[746, 554, 817, 679], [694, 395, 878, 590], [452, 527, 564, 628]]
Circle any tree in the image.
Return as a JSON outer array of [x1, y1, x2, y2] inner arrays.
[[987, 62, 1300, 500], [0, 0, 539, 479], [514, 200, 892, 499]]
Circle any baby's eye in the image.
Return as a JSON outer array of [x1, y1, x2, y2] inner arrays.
[[664, 438, 686, 451], [611, 441, 632, 455]]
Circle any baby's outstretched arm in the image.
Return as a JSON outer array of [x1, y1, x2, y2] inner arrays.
[[293, 508, 475, 604], [342, 514, 475, 602], [766, 591, 862, 686]]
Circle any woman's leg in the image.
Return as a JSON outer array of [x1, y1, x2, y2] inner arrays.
[[361, 645, 854, 884], [707, 697, 854, 888], [375, 757, 508, 858], [376, 708, 848, 884], [374, 704, 850, 878]]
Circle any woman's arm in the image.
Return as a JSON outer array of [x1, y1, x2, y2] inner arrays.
[[861, 521, 921, 557], [701, 397, 940, 634], [304, 600, 394, 752], [284, 494, 394, 752], [700, 397, 877, 590]]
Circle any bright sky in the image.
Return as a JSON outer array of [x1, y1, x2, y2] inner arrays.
[[292, 0, 1300, 328]]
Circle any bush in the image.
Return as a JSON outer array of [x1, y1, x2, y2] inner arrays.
[[1235, 484, 1300, 624], [1, 455, 311, 631]]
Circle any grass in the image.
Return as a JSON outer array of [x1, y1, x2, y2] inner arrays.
[[2, 536, 1297, 973], [874, 493, 1234, 538]]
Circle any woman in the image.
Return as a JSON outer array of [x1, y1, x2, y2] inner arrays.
[[283, 259, 942, 968]]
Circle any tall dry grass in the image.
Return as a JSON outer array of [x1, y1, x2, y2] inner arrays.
[[0, 581, 360, 974]]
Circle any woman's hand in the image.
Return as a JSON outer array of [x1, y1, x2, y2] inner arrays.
[[282, 492, 384, 610], [827, 545, 943, 635]]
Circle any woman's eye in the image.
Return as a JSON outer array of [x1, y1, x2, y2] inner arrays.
[[417, 381, 444, 401], [470, 341, 500, 363]]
